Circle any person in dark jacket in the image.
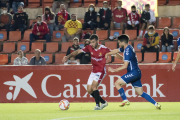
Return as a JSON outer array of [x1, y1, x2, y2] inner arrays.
[[10, 6, 28, 37], [97, 1, 111, 30], [161, 27, 174, 52], [83, 4, 97, 30], [29, 15, 50, 49], [0, 0, 10, 12]]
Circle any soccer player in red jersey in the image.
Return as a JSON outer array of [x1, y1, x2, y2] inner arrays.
[[62, 34, 123, 110], [111, 0, 127, 33]]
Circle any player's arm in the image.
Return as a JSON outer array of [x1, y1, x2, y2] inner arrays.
[[108, 61, 129, 72], [114, 53, 123, 60], [62, 49, 82, 63], [105, 49, 119, 59], [172, 50, 180, 71]]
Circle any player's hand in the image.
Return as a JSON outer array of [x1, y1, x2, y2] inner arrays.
[[105, 54, 109, 60], [62, 56, 68, 63], [172, 63, 177, 72], [108, 67, 116, 72]]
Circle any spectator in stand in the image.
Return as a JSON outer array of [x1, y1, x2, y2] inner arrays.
[[0, 7, 12, 39], [62, 13, 82, 42], [10, 6, 28, 38], [52, 0, 70, 13], [29, 49, 46, 65], [80, 39, 91, 64], [83, 4, 97, 30], [30, 15, 50, 48], [141, 25, 159, 61], [97, 1, 111, 30], [138, 4, 156, 38], [55, 4, 70, 31], [127, 5, 140, 36], [0, 0, 10, 12], [12, 0, 24, 13], [111, 0, 127, 34], [13, 50, 28, 65], [42, 7, 55, 38], [161, 27, 174, 52], [64, 37, 81, 65]]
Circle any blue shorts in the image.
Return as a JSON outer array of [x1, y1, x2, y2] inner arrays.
[[121, 70, 142, 87]]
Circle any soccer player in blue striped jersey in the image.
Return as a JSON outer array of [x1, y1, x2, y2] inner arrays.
[[105, 34, 161, 110]]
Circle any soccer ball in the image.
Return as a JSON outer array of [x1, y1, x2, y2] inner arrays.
[[59, 99, 70, 110]]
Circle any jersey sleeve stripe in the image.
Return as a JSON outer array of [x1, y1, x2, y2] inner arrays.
[[81, 49, 85, 53]]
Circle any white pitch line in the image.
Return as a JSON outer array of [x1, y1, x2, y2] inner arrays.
[[50, 113, 179, 120]]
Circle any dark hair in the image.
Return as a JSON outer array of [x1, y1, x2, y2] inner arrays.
[[90, 34, 99, 41], [162, 27, 171, 40], [117, 34, 129, 44], [131, 5, 136, 9], [148, 25, 155, 30], [145, 4, 150, 7], [36, 15, 41, 19], [45, 6, 54, 20]]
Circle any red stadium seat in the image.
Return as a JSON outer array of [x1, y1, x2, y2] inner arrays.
[[136, 52, 142, 63], [69, 0, 82, 7], [29, 19, 37, 28], [173, 40, 178, 51], [134, 41, 143, 52], [173, 52, 180, 63], [156, 29, 163, 39], [25, 54, 34, 63], [61, 42, 72, 52], [0, 31, 7, 41], [172, 17, 180, 28], [0, 54, 8, 65], [17, 42, 30, 53], [30, 42, 44, 52], [156, 52, 171, 63], [1, 42, 15, 53], [41, 53, 53, 64], [22, 30, 32, 42], [113, 53, 123, 64], [104, 41, 117, 50], [9, 54, 18, 65], [110, 30, 122, 40], [142, 53, 156, 63], [27, 0, 40, 8], [45, 42, 59, 53], [125, 30, 137, 40], [52, 31, 64, 41], [169, 29, 180, 40], [96, 30, 108, 40], [8, 31, 21, 41], [54, 53, 66, 64], [158, 0, 166, 6], [157, 17, 171, 29], [167, 0, 180, 5]]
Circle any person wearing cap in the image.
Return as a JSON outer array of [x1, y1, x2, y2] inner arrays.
[[12, 0, 24, 13], [97, 1, 111, 30], [13, 50, 28, 65], [111, 0, 127, 34], [62, 13, 82, 42], [29, 49, 46, 65]]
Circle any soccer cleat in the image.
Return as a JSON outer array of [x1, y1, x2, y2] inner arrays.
[[100, 101, 108, 109], [156, 103, 161, 110], [137, 35, 142, 38], [119, 101, 130, 107], [93, 106, 102, 110]]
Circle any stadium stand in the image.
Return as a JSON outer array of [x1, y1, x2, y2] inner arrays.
[[171, 17, 180, 29], [0, 31, 7, 41], [54, 53, 66, 64], [52, 31, 64, 41], [8, 31, 21, 41], [141, 53, 157, 63], [9, 54, 18, 65], [41, 53, 53, 64], [156, 52, 172, 63], [17, 42, 30, 53], [45, 42, 59, 53], [30, 42, 44, 53], [96, 30, 108, 40], [0, 54, 8, 65], [157, 17, 171, 29], [1, 42, 15, 53]]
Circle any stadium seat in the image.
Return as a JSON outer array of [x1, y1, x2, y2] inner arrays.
[[8, 31, 21, 41], [61, 42, 72, 52], [173, 40, 178, 51], [173, 52, 180, 63], [110, 30, 122, 40], [69, 0, 82, 7], [78, 19, 84, 24], [125, 30, 137, 40], [27, 0, 40, 8], [10, 54, 18, 65], [52, 31, 64, 41], [54, 53, 66, 64], [1, 42, 15, 53], [142, 53, 156, 63], [136, 52, 142, 63], [156, 52, 171, 63], [0, 31, 7, 41], [29, 19, 37, 28], [17, 42, 30, 53], [41, 53, 53, 64], [82, 30, 93, 40], [158, 0, 166, 6], [25, 54, 34, 63], [45, 42, 59, 53], [172, 17, 180, 28], [104, 41, 117, 50], [167, 0, 180, 5], [156, 29, 163, 39], [113, 53, 123, 64], [169, 29, 180, 40], [30, 42, 44, 52], [157, 17, 171, 29], [134, 41, 143, 52], [22, 31, 32, 42], [96, 30, 108, 40], [0, 54, 8, 65]]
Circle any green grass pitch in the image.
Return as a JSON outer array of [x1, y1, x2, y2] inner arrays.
[[0, 102, 180, 120]]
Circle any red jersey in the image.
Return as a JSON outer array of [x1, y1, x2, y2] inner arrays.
[[113, 8, 127, 23], [128, 12, 139, 24], [81, 45, 111, 73]]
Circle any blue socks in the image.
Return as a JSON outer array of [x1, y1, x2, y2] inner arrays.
[[118, 88, 127, 101], [141, 92, 156, 105]]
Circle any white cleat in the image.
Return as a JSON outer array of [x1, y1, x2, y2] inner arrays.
[[100, 101, 108, 109], [93, 106, 102, 110]]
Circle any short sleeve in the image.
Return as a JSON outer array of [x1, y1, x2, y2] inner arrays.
[[64, 20, 69, 28], [78, 21, 82, 28], [119, 48, 124, 52], [105, 47, 111, 54], [81, 45, 90, 53], [177, 37, 180, 48], [124, 48, 131, 62]]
